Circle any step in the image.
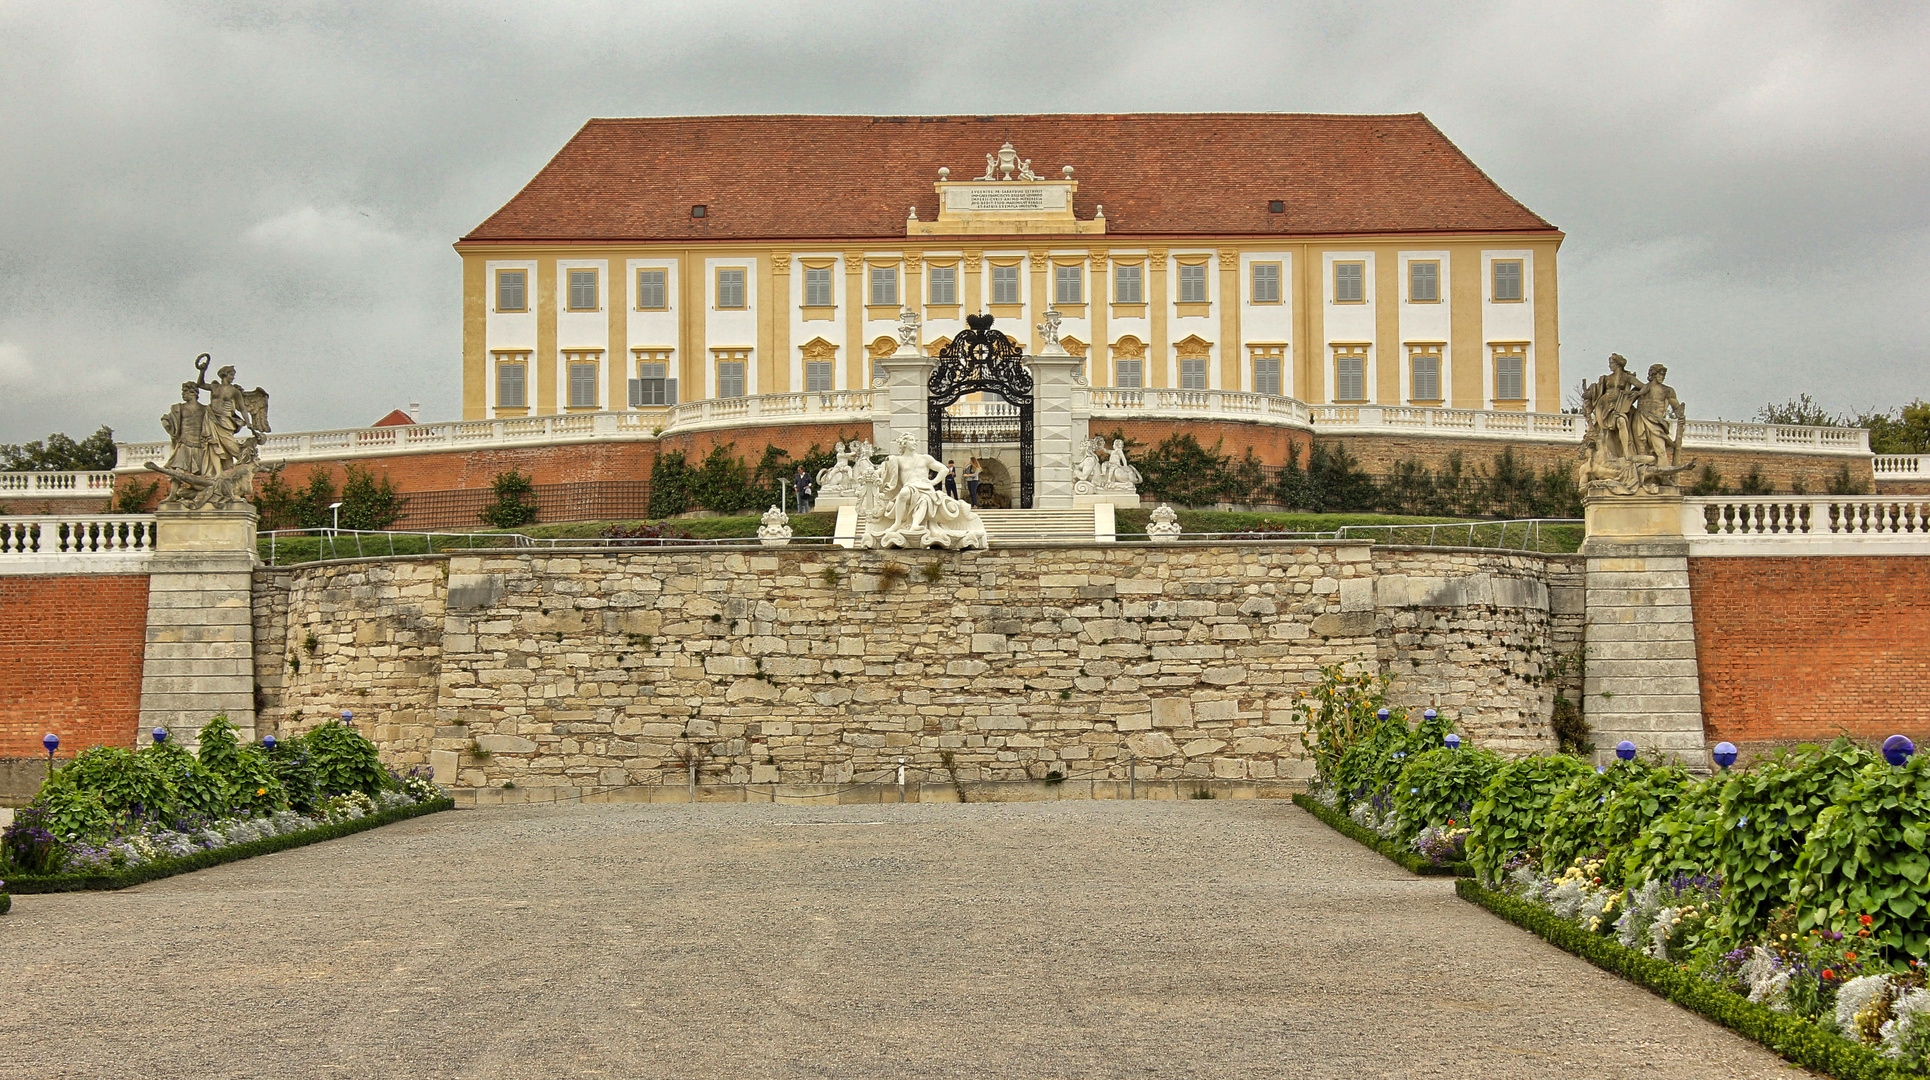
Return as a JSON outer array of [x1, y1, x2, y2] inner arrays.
[[834, 506, 1115, 546]]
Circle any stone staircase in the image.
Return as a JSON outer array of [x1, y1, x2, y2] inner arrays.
[[975, 507, 1109, 544]]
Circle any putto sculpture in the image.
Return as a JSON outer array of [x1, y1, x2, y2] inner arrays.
[[1071, 435, 1140, 499], [859, 431, 988, 550], [1577, 354, 1693, 495], [146, 353, 271, 509]]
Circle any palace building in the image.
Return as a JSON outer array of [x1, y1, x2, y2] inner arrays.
[[457, 113, 1564, 420]]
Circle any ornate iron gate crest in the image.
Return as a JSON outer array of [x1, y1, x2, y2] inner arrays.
[[928, 314, 1034, 508]]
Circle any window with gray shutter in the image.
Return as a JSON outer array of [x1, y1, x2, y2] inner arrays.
[[637, 269, 667, 310], [568, 269, 598, 311], [1334, 262, 1364, 304], [804, 266, 833, 307], [1492, 260, 1523, 302], [568, 361, 598, 408], [1495, 354, 1525, 400], [1054, 264, 1082, 304], [497, 362, 526, 408], [717, 360, 746, 399], [497, 270, 527, 311], [869, 266, 898, 306], [1115, 265, 1142, 304], [716, 268, 746, 309], [1411, 354, 1441, 401], [1180, 356, 1208, 390], [805, 360, 833, 392], [1253, 355, 1282, 396], [991, 265, 1020, 305], [634, 361, 669, 406], [1335, 356, 1366, 402], [1178, 264, 1207, 303], [1115, 357, 1142, 389], [1250, 263, 1280, 304], [928, 266, 956, 305], [1409, 261, 1439, 303]]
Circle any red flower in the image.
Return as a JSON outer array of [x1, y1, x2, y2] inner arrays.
[[1823, 969, 1836, 980], [1860, 914, 1874, 926]]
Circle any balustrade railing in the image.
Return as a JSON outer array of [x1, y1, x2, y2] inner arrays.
[[1088, 388, 1313, 426], [0, 515, 158, 560], [1875, 455, 1927, 479], [1682, 496, 1930, 547], [0, 470, 119, 495]]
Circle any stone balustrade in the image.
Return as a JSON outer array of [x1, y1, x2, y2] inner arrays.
[[660, 389, 875, 434], [1681, 495, 1930, 554], [0, 514, 158, 574], [1309, 405, 1868, 454], [1875, 454, 1927, 479], [0, 470, 119, 496], [1086, 388, 1314, 427]]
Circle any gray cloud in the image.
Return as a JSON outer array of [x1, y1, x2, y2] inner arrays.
[[1, 0, 1924, 446]]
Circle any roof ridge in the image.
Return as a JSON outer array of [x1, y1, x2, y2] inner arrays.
[[580, 111, 1434, 123]]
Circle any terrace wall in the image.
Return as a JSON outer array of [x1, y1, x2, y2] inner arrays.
[[0, 575, 150, 757]]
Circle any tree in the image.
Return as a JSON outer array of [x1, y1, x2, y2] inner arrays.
[[338, 464, 406, 530], [0, 425, 117, 471], [1754, 394, 1836, 427], [479, 469, 539, 528]]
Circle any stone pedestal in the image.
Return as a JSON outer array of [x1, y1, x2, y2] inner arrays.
[[869, 350, 934, 459], [1027, 354, 1086, 510], [1580, 491, 1708, 769], [138, 507, 259, 749]]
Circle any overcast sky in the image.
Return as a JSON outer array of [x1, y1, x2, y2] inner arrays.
[[1, 0, 1925, 448]]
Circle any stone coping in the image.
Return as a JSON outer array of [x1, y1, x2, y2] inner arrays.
[[454, 778, 1310, 807]]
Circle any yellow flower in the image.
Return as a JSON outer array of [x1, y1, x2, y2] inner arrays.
[[256, 787, 267, 796]]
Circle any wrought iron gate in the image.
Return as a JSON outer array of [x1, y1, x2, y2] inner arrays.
[[928, 315, 1034, 508]]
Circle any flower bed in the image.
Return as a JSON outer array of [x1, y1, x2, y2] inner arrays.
[[1291, 793, 1469, 877], [3, 795, 453, 893]]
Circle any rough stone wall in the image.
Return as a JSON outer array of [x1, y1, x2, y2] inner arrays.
[[1689, 555, 1930, 757], [0, 575, 150, 756], [252, 560, 446, 765], [257, 544, 1567, 793]]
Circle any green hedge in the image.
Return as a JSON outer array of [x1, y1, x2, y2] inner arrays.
[[1456, 878, 1922, 1080], [1293, 793, 1471, 877], [0, 893, 10, 916], [3, 798, 453, 894]]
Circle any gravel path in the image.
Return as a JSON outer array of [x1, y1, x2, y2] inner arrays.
[[0, 800, 1797, 1079]]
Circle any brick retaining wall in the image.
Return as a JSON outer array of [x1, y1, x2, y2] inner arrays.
[[0, 575, 150, 757]]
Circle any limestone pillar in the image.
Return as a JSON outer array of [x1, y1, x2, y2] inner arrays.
[[1028, 354, 1085, 510], [138, 507, 259, 749], [870, 348, 934, 456], [1579, 494, 1705, 769]]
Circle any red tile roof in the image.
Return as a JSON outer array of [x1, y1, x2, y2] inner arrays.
[[461, 113, 1557, 244], [370, 409, 415, 427]]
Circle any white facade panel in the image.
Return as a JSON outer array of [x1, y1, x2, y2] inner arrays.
[[1480, 249, 1535, 408], [1323, 250, 1376, 402], [1396, 250, 1451, 404], [555, 259, 609, 410], [483, 259, 538, 412], [704, 256, 759, 398], [1240, 251, 1293, 395], [625, 258, 679, 401], [789, 253, 846, 390]]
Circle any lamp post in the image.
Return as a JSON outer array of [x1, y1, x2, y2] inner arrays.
[[329, 501, 343, 533], [1884, 735, 1915, 767], [1615, 740, 1637, 763], [1445, 733, 1461, 750], [1712, 741, 1738, 770], [42, 732, 58, 762], [152, 727, 168, 745], [262, 735, 277, 750]]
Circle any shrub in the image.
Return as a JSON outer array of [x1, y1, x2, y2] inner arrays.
[[1621, 775, 1725, 888], [1296, 664, 1390, 790], [197, 716, 287, 817], [264, 738, 321, 812], [301, 721, 389, 798], [479, 469, 540, 528], [1539, 759, 1692, 884], [1792, 752, 1930, 955], [647, 451, 693, 517], [1136, 433, 1239, 507], [338, 464, 406, 531], [1716, 739, 1877, 940], [1392, 746, 1501, 843], [1467, 754, 1595, 884], [57, 745, 174, 823], [140, 741, 225, 823], [112, 478, 160, 514]]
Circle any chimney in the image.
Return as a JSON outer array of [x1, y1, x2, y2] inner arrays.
[[408, 402, 420, 422]]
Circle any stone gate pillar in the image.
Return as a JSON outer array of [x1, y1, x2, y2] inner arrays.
[[1027, 354, 1084, 510], [138, 507, 259, 749]]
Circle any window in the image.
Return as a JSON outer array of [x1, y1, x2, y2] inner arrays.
[[717, 358, 746, 398], [805, 360, 833, 392], [1494, 349, 1526, 401], [496, 359, 526, 408], [1409, 261, 1439, 303], [1333, 261, 1365, 304], [567, 268, 598, 312], [1114, 264, 1143, 304], [1268, 200, 1285, 214], [1178, 263, 1208, 304], [496, 269, 527, 312], [1250, 262, 1281, 304], [1334, 347, 1368, 402], [800, 266, 833, 308], [1492, 259, 1524, 302], [1410, 349, 1442, 402], [637, 269, 667, 310], [1116, 356, 1143, 388], [1251, 346, 1285, 396], [1054, 264, 1082, 305], [631, 359, 673, 407], [1179, 356, 1208, 390], [928, 266, 956, 305], [991, 264, 1020, 305], [568, 358, 599, 408], [716, 268, 746, 309], [869, 266, 898, 307]]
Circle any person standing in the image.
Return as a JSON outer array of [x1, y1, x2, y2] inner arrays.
[[794, 465, 812, 513], [964, 458, 981, 507], [943, 459, 958, 499]]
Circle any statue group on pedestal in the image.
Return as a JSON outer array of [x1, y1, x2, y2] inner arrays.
[[1578, 354, 1693, 496], [1072, 436, 1141, 497], [858, 432, 987, 550], [148, 354, 271, 509]]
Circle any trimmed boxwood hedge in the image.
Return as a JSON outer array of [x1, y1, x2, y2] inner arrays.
[[1293, 793, 1471, 877], [3, 797, 453, 894], [0, 893, 10, 916], [1457, 878, 1924, 1080]]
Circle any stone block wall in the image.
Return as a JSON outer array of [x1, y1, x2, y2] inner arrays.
[[1689, 555, 1930, 758], [253, 543, 1573, 794], [0, 575, 150, 756]]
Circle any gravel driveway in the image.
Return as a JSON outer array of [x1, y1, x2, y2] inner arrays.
[[0, 800, 1797, 1079]]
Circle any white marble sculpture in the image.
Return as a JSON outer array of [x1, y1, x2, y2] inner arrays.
[[757, 506, 793, 546], [816, 440, 859, 499], [1073, 435, 1140, 499], [1146, 504, 1182, 543], [896, 307, 921, 353], [1101, 439, 1142, 492], [1071, 436, 1103, 492], [1037, 307, 1067, 356], [860, 431, 988, 550], [1577, 354, 1695, 496]]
